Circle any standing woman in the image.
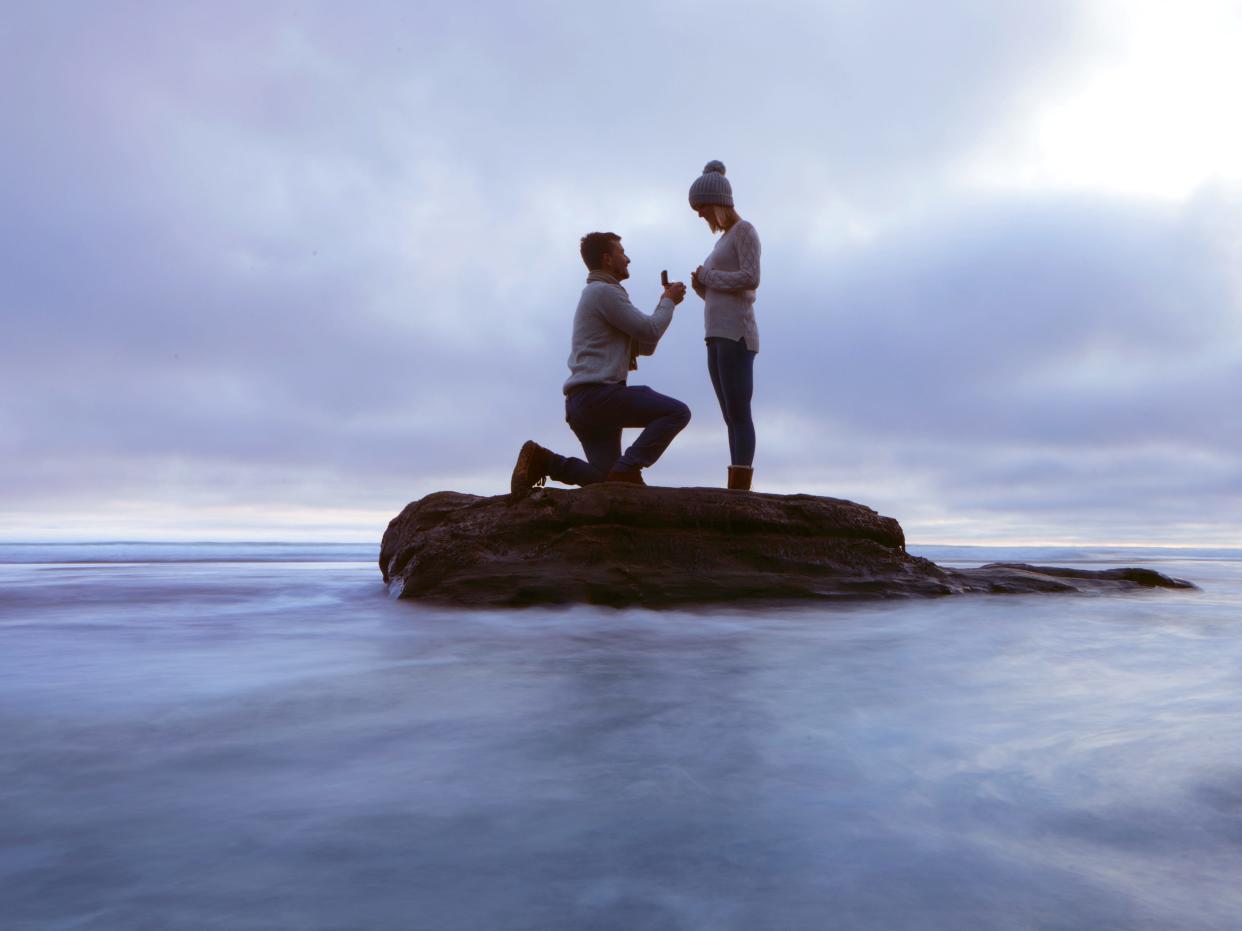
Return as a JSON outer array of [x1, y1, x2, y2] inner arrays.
[[689, 160, 761, 490]]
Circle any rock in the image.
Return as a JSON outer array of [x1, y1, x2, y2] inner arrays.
[[379, 486, 1196, 607]]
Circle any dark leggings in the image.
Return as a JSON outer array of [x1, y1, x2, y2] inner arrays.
[[706, 336, 756, 466]]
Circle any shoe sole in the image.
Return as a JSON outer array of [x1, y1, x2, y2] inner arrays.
[[604, 473, 645, 486]]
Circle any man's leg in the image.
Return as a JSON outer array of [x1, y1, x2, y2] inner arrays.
[[510, 385, 633, 493], [570, 422, 623, 479], [519, 386, 620, 488], [596, 385, 691, 473], [560, 384, 624, 483], [511, 440, 605, 494], [545, 452, 606, 486]]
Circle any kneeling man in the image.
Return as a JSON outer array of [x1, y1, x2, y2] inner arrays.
[[511, 231, 690, 493]]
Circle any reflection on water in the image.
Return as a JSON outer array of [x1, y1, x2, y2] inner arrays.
[[2, 549, 1242, 930]]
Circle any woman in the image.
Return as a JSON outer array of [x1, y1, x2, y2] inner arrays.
[[689, 160, 761, 491]]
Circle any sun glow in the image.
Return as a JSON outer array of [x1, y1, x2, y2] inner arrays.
[[971, 0, 1242, 200]]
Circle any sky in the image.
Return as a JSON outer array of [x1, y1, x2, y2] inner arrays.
[[2, 0, 1240, 544]]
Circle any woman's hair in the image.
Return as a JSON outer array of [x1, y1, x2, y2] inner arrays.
[[704, 205, 740, 234]]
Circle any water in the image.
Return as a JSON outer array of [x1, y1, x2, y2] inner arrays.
[[3, 543, 1241, 930]]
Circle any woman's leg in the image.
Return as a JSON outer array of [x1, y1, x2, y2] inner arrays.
[[706, 338, 737, 460], [717, 338, 756, 466]]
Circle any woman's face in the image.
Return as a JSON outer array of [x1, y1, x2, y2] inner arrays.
[[694, 204, 715, 225]]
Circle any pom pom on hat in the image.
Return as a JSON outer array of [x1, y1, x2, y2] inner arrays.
[[689, 159, 734, 208]]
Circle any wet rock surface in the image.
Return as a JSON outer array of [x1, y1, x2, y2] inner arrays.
[[379, 486, 1196, 607]]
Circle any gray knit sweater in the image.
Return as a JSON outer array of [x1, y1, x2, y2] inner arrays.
[[694, 219, 761, 351], [563, 271, 676, 394]]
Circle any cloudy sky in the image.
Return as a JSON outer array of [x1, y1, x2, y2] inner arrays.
[[3, 1, 1240, 544]]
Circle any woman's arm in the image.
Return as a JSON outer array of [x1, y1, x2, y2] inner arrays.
[[699, 222, 761, 292]]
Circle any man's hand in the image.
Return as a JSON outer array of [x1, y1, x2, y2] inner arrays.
[[663, 281, 687, 305]]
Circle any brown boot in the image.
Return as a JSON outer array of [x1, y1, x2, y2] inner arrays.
[[727, 465, 753, 491], [510, 440, 552, 496], [605, 469, 646, 485]]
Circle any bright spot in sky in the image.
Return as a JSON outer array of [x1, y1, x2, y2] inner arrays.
[[974, 0, 1242, 199]]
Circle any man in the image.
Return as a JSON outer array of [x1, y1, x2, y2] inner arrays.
[[511, 232, 690, 494]]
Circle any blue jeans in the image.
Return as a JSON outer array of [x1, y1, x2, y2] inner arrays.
[[547, 383, 691, 485], [706, 336, 756, 466]]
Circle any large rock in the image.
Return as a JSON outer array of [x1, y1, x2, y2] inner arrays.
[[379, 486, 1195, 607]]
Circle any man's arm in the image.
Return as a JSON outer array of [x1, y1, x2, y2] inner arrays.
[[597, 283, 685, 344], [698, 223, 761, 292]]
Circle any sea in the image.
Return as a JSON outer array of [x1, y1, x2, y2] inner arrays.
[[2, 542, 1241, 931]]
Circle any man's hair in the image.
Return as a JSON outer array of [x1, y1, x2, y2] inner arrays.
[[580, 232, 621, 270]]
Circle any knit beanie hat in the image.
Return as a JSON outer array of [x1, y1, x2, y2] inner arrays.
[[688, 160, 733, 208]]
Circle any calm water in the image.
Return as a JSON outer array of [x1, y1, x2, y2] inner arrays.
[[2, 543, 1241, 930]]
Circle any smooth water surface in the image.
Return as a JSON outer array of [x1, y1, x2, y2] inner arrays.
[[2, 544, 1241, 930]]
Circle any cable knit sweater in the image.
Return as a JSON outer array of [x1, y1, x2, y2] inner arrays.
[[694, 219, 761, 351], [563, 271, 676, 394]]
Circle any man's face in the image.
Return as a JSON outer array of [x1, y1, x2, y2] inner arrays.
[[603, 240, 631, 281]]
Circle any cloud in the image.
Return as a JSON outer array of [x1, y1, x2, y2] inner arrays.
[[769, 188, 1242, 440], [1, 2, 1238, 542]]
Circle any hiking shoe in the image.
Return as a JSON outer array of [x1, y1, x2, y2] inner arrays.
[[510, 441, 551, 496], [604, 469, 645, 485]]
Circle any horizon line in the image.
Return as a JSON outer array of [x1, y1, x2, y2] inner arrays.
[[2, 539, 1240, 551]]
